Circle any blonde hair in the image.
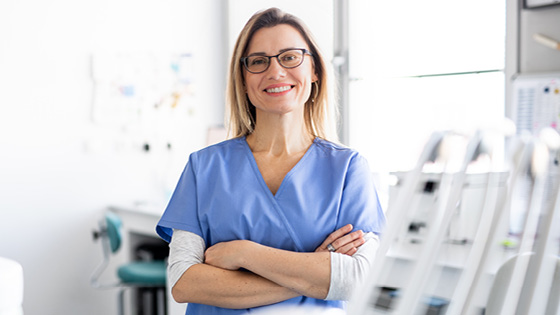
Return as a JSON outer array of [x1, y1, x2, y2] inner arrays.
[[225, 7, 338, 142]]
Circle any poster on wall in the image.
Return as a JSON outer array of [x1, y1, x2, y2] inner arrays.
[[89, 51, 200, 152], [90, 52, 196, 126]]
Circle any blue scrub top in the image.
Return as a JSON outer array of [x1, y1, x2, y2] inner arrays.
[[156, 137, 385, 315]]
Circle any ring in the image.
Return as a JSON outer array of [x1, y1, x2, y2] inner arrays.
[[327, 243, 336, 252]]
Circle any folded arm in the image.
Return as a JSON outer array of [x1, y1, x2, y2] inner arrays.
[[204, 224, 375, 300], [174, 264, 299, 309], [168, 225, 373, 308], [168, 229, 298, 309], [205, 240, 331, 299], [205, 230, 379, 301]]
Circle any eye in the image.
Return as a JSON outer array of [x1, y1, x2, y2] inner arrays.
[[279, 51, 304, 67], [280, 53, 298, 62], [249, 56, 268, 66]]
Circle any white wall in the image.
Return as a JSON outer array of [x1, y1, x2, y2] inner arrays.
[[0, 0, 226, 314]]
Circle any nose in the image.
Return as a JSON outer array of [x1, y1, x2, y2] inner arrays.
[[266, 57, 286, 79]]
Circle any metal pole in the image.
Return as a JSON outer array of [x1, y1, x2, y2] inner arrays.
[[333, 0, 349, 144]]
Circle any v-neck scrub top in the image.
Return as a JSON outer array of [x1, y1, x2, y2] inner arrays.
[[156, 137, 385, 314]]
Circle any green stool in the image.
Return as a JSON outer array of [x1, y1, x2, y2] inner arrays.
[[91, 211, 167, 315]]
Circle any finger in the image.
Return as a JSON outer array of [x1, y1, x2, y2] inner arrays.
[[331, 229, 363, 251], [319, 224, 353, 249], [335, 236, 365, 255]]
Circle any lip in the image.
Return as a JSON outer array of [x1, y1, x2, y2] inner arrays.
[[263, 83, 294, 94]]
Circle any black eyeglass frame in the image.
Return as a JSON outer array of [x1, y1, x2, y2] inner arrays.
[[240, 48, 313, 74]]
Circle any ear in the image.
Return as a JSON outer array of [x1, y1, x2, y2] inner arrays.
[[312, 72, 318, 82]]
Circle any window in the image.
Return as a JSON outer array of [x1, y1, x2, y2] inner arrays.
[[347, 0, 506, 172]]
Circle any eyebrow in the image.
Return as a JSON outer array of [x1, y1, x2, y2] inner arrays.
[[246, 47, 303, 57]]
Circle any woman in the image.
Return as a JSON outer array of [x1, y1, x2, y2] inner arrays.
[[156, 7, 385, 314]]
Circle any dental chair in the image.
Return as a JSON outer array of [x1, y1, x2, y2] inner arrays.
[[91, 211, 167, 315]]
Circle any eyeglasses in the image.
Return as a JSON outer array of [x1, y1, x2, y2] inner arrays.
[[241, 48, 312, 74]]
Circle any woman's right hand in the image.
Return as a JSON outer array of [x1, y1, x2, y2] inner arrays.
[[315, 224, 365, 256]]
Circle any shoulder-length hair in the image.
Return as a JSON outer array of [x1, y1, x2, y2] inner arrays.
[[225, 7, 338, 142]]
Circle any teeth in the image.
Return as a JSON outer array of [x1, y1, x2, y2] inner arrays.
[[266, 86, 291, 93]]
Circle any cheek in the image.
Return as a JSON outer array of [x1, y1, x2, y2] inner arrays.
[[244, 78, 258, 96], [245, 84, 261, 106], [246, 81, 259, 95]]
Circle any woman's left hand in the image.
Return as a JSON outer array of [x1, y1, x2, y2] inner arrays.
[[315, 224, 365, 256], [204, 240, 251, 270]]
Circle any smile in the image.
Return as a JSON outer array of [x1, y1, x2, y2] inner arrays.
[[265, 86, 293, 93]]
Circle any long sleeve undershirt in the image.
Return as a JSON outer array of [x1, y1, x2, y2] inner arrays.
[[167, 229, 379, 301]]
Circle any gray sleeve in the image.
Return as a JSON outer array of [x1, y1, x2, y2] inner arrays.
[[167, 229, 206, 288], [325, 232, 380, 301]]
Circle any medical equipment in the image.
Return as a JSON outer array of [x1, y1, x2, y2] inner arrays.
[[388, 171, 508, 245], [479, 129, 560, 315], [533, 33, 560, 51], [348, 127, 560, 315], [348, 130, 475, 315]]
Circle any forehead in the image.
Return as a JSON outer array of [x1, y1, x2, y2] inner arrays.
[[246, 24, 309, 54]]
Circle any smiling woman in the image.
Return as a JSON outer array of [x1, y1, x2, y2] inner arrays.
[[242, 24, 318, 130], [227, 10, 334, 140], [155, 8, 386, 315]]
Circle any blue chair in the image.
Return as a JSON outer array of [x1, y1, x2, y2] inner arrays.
[[91, 211, 167, 315]]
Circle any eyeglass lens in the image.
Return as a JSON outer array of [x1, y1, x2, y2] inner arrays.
[[245, 49, 305, 73]]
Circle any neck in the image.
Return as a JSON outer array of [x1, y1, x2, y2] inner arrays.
[[246, 110, 314, 156]]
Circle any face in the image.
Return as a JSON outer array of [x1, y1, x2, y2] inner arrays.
[[243, 24, 318, 117]]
